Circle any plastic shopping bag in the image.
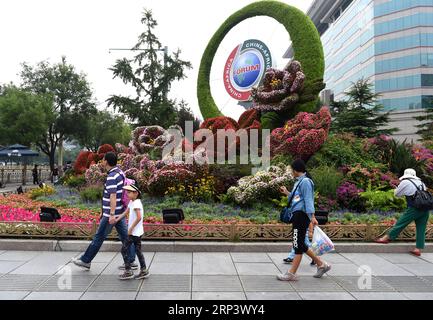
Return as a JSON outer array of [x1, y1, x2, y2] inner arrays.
[[311, 226, 335, 256]]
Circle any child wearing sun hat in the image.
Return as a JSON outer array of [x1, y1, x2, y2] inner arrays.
[[115, 184, 149, 280]]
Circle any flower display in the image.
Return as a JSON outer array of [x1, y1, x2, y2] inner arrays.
[[336, 182, 364, 211], [85, 163, 107, 186], [341, 164, 399, 190], [130, 125, 182, 156], [251, 60, 305, 112], [74, 151, 94, 174], [270, 107, 331, 160], [226, 165, 294, 205]]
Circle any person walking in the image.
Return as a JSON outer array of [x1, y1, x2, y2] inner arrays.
[[283, 221, 316, 266], [32, 165, 39, 185], [52, 165, 59, 184], [114, 184, 149, 280], [375, 169, 431, 257], [72, 152, 136, 270], [277, 159, 331, 281]]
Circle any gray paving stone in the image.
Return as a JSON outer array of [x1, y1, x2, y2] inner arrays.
[[0, 274, 49, 291], [402, 292, 433, 300], [60, 262, 108, 276], [80, 291, 137, 300], [396, 264, 433, 276], [240, 276, 295, 292], [0, 291, 30, 300], [0, 251, 5, 256], [331, 276, 395, 292], [235, 263, 280, 275], [327, 264, 362, 276], [11, 252, 79, 275], [192, 275, 243, 292], [140, 275, 191, 292], [341, 253, 414, 276], [25, 292, 83, 300], [420, 253, 433, 264], [87, 275, 141, 292], [298, 292, 355, 300], [0, 260, 26, 274], [101, 252, 154, 275], [36, 275, 97, 292], [231, 253, 271, 263], [350, 292, 408, 300], [379, 276, 433, 292], [192, 292, 246, 300], [290, 276, 345, 292], [320, 253, 353, 264], [89, 252, 117, 263], [153, 252, 192, 264], [193, 253, 237, 275], [0, 251, 41, 261], [137, 292, 191, 300], [150, 262, 191, 275], [378, 253, 425, 264], [246, 292, 301, 300]]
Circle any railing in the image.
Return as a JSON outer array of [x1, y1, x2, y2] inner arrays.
[[0, 166, 51, 185], [0, 221, 432, 241]]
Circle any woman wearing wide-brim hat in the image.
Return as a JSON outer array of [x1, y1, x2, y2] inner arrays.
[[375, 169, 430, 257]]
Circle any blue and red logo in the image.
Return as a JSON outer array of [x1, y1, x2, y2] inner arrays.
[[224, 39, 272, 101]]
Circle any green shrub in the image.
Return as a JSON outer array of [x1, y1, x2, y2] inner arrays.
[[310, 165, 343, 199], [79, 186, 103, 203], [64, 175, 87, 189], [389, 140, 424, 176], [359, 188, 406, 212], [270, 154, 294, 167], [309, 134, 380, 169], [29, 185, 56, 200]]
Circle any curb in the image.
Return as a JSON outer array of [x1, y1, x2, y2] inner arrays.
[[1, 239, 432, 253]]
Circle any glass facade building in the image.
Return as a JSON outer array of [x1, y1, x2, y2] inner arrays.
[[285, 0, 433, 141]]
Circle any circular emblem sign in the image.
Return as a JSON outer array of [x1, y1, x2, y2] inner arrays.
[[223, 39, 272, 101]]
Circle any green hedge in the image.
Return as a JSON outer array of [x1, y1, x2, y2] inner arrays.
[[197, 0, 325, 121]]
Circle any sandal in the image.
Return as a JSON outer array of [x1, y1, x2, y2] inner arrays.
[[374, 238, 390, 244], [409, 250, 421, 257]]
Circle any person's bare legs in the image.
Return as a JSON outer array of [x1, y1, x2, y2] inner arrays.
[[289, 250, 324, 274]]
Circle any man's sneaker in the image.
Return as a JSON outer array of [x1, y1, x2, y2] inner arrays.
[[71, 257, 91, 270], [118, 262, 138, 271], [134, 268, 150, 280], [277, 271, 299, 281], [118, 270, 134, 280], [313, 262, 331, 278], [283, 257, 294, 264]]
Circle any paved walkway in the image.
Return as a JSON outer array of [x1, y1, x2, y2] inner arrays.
[[1, 250, 433, 300]]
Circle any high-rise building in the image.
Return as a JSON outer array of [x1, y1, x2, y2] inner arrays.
[[284, 0, 433, 141]]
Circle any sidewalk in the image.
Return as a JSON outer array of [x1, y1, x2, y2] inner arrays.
[[1, 250, 433, 300]]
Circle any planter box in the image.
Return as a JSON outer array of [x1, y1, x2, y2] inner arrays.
[[0, 221, 432, 242]]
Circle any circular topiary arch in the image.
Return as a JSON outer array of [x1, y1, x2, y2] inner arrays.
[[197, 0, 325, 122]]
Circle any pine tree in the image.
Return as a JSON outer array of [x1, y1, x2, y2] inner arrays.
[[107, 9, 192, 128], [331, 78, 398, 138]]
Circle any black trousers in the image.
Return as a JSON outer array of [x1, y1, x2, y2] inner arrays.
[[292, 211, 310, 255], [121, 235, 146, 271]]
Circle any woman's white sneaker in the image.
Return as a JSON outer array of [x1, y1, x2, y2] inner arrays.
[[277, 271, 299, 281]]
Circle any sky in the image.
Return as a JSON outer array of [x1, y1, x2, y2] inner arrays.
[[0, 0, 313, 121]]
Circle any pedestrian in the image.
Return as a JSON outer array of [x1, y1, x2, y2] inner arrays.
[[375, 169, 431, 257], [277, 159, 331, 281], [52, 165, 59, 184], [283, 221, 316, 266], [32, 165, 39, 185], [113, 184, 149, 280], [72, 152, 136, 270]]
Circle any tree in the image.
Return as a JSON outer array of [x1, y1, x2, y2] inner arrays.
[[415, 98, 433, 142], [0, 86, 54, 147], [174, 100, 201, 134], [331, 78, 398, 138], [107, 9, 192, 128], [19, 57, 96, 170], [73, 110, 132, 152]]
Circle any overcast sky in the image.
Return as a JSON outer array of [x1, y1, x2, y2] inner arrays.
[[0, 0, 313, 121]]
